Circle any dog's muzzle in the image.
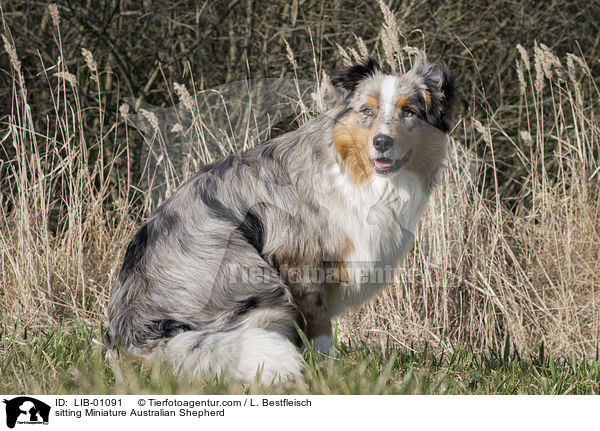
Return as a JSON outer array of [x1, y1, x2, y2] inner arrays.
[[371, 134, 411, 175]]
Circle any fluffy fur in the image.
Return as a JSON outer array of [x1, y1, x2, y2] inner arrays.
[[106, 58, 455, 384]]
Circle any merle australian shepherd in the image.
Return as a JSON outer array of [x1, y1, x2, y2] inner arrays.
[[106, 58, 455, 384]]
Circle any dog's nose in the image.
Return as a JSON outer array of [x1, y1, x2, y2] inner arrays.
[[373, 134, 394, 152]]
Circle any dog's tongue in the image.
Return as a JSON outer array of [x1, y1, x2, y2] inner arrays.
[[374, 158, 394, 169]]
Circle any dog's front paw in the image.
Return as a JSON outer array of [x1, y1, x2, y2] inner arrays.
[[310, 334, 333, 355]]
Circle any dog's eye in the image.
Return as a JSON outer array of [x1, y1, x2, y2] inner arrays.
[[362, 107, 374, 116], [401, 109, 417, 118]]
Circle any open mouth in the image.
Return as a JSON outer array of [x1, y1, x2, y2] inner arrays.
[[371, 150, 412, 175]]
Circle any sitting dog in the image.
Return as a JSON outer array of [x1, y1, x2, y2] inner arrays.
[[106, 57, 455, 383]]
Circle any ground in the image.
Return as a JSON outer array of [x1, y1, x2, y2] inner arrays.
[[2, 322, 599, 395]]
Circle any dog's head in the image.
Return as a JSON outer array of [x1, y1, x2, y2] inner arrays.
[[330, 58, 455, 186]]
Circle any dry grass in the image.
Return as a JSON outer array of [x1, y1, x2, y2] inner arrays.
[[1, 2, 599, 369]]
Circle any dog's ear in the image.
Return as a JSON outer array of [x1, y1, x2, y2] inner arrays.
[[412, 62, 455, 133], [330, 58, 381, 104]]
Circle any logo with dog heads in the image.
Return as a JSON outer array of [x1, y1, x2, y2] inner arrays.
[[3, 397, 50, 429]]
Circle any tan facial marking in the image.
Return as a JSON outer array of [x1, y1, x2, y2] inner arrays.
[[396, 95, 410, 112], [423, 90, 431, 115], [366, 95, 379, 114], [333, 112, 375, 185], [423, 90, 431, 106]]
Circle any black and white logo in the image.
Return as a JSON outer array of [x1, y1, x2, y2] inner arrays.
[[3, 397, 50, 429]]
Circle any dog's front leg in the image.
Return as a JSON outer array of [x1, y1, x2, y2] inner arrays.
[[291, 286, 333, 354], [310, 333, 334, 354]]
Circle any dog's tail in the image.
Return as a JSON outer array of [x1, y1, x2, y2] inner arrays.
[[152, 327, 304, 384]]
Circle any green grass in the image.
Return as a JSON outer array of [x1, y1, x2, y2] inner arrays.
[[2, 321, 599, 395]]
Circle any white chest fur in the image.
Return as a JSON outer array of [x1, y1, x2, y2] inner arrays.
[[321, 166, 430, 315]]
